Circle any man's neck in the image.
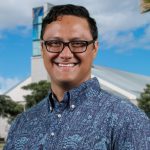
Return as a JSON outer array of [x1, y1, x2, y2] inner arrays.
[[51, 88, 65, 102], [51, 76, 91, 102], [51, 83, 71, 102]]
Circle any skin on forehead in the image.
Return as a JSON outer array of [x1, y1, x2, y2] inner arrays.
[[43, 15, 92, 41]]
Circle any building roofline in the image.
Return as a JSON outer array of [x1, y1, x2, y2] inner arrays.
[[93, 64, 150, 78], [4, 76, 31, 95]]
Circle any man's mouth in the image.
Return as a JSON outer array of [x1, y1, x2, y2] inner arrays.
[[54, 62, 79, 67], [57, 63, 76, 67]]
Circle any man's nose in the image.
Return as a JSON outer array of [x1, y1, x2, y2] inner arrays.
[[59, 45, 73, 59]]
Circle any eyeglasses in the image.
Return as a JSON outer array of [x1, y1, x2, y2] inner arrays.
[[41, 40, 95, 53]]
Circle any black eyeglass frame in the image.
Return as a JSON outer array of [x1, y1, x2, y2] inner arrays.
[[41, 40, 95, 53]]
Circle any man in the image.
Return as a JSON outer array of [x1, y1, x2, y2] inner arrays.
[[4, 4, 150, 150]]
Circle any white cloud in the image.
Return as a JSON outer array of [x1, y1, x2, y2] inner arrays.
[[101, 26, 150, 53], [0, 76, 20, 94], [1, 0, 149, 32], [0, 0, 149, 51], [136, 25, 150, 51], [0, 0, 38, 29]]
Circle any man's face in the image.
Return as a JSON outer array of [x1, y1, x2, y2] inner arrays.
[[41, 15, 98, 88]]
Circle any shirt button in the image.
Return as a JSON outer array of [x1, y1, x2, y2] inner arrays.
[[51, 132, 55, 136], [71, 104, 75, 109], [50, 107, 52, 111], [57, 114, 61, 118]]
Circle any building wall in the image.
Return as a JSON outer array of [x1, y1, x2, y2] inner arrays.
[[31, 56, 48, 82], [31, 3, 53, 83], [0, 117, 9, 140], [6, 77, 32, 103]]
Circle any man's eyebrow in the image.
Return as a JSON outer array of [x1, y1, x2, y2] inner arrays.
[[69, 37, 85, 41], [46, 37, 63, 41], [45, 37, 85, 41]]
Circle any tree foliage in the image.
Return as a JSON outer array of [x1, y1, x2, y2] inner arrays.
[[22, 80, 50, 109], [0, 95, 24, 123], [138, 84, 150, 118]]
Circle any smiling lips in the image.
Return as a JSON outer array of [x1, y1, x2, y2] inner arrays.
[[55, 63, 78, 72], [54, 62, 79, 67], [58, 63, 76, 67]]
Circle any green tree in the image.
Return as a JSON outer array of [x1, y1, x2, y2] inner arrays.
[[138, 84, 150, 118], [22, 80, 50, 109], [0, 95, 24, 123]]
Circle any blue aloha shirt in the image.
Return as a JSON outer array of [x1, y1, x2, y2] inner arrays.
[[4, 77, 150, 150]]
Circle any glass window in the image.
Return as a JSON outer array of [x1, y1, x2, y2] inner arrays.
[[38, 25, 41, 39], [38, 16, 43, 24], [33, 41, 41, 56], [33, 24, 41, 40], [32, 7, 44, 25], [33, 25, 38, 40]]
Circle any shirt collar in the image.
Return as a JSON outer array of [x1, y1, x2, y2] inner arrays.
[[48, 77, 100, 112]]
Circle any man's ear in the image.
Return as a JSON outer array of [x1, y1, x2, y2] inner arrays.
[[92, 40, 99, 59]]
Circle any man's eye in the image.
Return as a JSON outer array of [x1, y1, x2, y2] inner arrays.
[[71, 41, 86, 47], [47, 41, 62, 47]]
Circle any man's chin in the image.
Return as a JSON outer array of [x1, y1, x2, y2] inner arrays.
[[57, 78, 76, 88], [59, 78, 74, 84]]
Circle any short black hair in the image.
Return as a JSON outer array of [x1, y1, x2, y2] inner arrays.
[[40, 4, 98, 40]]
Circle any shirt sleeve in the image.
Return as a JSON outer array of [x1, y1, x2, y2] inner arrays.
[[112, 102, 150, 150], [3, 114, 23, 150]]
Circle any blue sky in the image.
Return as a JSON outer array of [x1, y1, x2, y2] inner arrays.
[[0, 0, 150, 93]]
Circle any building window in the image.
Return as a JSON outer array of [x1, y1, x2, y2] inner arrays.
[[32, 7, 44, 25], [33, 41, 41, 56], [32, 6, 43, 56]]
